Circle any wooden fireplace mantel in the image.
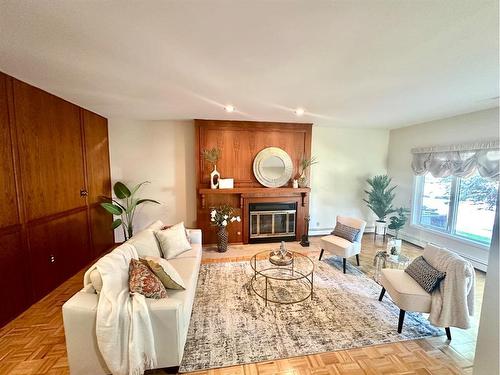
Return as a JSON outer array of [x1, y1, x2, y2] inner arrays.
[[198, 187, 310, 209]]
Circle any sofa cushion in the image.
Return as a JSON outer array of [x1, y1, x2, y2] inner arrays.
[[146, 220, 164, 231], [129, 259, 168, 299], [405, 256, 446, 293], [155, 222, 192, 259], [380, 268, 432, 313], [144, 256, 186, 290], [127, 228, 162, 258], [89, 269, 103, 294]]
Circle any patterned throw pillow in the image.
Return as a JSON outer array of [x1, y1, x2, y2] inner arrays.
[[331, 222, 360, 242], [405, 256, 446, 293], [129, 258, 168, 299], [143, 256, 186, 290]]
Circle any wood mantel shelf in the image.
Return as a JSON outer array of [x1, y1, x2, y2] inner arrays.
[[198, 187, 310, 208]]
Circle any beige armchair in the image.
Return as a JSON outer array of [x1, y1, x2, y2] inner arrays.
[[319, 216, 367, 273]]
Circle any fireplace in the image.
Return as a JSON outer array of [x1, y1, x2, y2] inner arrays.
[[249, 202, 297, 243]]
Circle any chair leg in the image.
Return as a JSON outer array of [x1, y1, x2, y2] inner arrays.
[[398, 309, 406, 333], [378, 287, 386, 301], [319, 249, 324, 261], [355, 254, 360, 266], [445, 327, 452, 340], [343, 258, 346, 273]]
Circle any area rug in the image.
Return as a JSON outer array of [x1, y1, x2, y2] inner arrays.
[[179, 257, 443, 372]]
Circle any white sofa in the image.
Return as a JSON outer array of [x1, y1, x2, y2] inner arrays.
[[62, 220, 202, 374]]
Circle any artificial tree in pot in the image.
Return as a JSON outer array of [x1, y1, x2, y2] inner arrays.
[[387, 207, 410, 256], [363, 175, 397, 234], [101, 181, 160, 240]]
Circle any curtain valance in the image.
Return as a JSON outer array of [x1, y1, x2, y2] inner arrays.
[[411, 140, 500, 180]]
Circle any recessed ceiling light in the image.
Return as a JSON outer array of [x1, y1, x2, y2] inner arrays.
[[224, 105, 235, 113], [295, 107, 305, 116]]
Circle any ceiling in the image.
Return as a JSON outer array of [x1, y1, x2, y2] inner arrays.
[[0, 0, 498, 128]]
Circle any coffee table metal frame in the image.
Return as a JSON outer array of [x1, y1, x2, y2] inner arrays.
[[249, 250, 314, 306]]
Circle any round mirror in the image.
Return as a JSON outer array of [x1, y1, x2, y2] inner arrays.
[[253, 147, 293, 188]]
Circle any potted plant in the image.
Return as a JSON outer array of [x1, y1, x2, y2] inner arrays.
[[297, 155, 318, 188], [100, 181, 160, 240], [363, 175, 397, 235], [202, 147, 221, 189], [387, 207, 410, 258], [209, 204, 241, 252]]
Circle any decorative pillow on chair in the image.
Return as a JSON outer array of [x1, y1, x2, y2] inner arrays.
[[331, 222, 360, 242], [143, 256, 186, 290], [154, 222, 192, 259], [405, 256, 446, 293], [129, 258, 168, 299]]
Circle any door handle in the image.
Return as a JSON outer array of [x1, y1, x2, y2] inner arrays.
[[80, 189, 88, 197], [49, 254, 56, 263]]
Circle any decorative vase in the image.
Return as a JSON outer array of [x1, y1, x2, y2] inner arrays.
[[375, 220, 387, 235], [217, 226, 228, 252], [210, 164, 220, 189], [292, 179, 298, 188], [297, 171, 309, 188]]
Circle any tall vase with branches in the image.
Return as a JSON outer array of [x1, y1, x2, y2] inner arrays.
[[297, 155, 318, 188], [363, 175, 397, 234], [100, 181, 160, 240]]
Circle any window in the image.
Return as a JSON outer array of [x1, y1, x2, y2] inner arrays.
[[413, 171, 498, 247]]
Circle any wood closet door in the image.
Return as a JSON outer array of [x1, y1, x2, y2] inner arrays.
[[12, 79, 87, 221], [82, 109, 114, 257]]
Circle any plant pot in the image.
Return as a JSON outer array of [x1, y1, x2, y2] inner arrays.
[[375, 220, 387, 235], [297, 171, 309, 188], [217, 227, 228, 252]]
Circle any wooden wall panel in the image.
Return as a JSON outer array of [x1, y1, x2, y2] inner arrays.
[[0, 73, 19, 228], [13, 79, 86, 221], [82, 109, 114, 257], [0, 231, 31, 326], [28, 210, 91, 300], [197, 120, 312, 188]]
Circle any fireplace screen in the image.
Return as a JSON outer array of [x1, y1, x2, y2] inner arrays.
[[249, 202, 296, 241]]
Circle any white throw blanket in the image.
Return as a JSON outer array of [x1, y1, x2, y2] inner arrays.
[[423, 244, 475, 329], [84, 243, 157, 375]]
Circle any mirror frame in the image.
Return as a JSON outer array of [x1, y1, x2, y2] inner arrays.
[[253, 147, 293, 188]]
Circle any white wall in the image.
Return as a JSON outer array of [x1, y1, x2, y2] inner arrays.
[[474, 203, 499, 375], [387, 108, 500, 269], [309, 127, 390, 235], [108, 119, 196, 241]]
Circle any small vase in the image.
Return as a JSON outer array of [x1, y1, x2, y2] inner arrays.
[[297, 171, 309, 188], [210, 164, 220, 189], [217, 227, 228, 252]]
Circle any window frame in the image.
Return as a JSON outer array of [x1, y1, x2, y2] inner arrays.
[[411, 174, 495, 249]]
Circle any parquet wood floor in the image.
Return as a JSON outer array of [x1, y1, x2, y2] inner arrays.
[[0, 235, 484, 375]]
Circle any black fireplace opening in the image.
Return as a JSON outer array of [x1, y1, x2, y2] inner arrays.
[[249, 202, 297, 243]]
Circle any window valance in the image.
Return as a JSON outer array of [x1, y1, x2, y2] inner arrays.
[[411, 140, 500, 180]]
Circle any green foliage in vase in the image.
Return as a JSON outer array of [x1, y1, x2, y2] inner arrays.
[[299, 155, 318, 174], [100, 181, 160, 240], [202, 147, 221, 168], [388, 207, 410, 239], [363, 175, 397, 221]]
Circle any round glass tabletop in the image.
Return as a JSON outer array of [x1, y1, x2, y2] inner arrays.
[[249, 250, 314, 281]]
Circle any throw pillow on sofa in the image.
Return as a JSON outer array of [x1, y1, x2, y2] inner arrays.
[[143, 256, 186, 290], [154, 222, 192, 259], [331, 222, 360, 242], [405, 256, 446, 293], [127, 228, 163, 258], [129, 258, 168, 299]]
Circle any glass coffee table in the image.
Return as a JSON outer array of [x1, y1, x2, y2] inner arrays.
[[249, 250, 314, 306]]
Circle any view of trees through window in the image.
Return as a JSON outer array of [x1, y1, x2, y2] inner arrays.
[[415, 171, 498, 246]]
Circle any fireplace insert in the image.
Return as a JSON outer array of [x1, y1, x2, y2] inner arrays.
[[249, 202, 297, 243]]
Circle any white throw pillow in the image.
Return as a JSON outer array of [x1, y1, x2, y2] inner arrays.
[[127, 229, 162, 258], [154, 222, 192, 259], [143, 256, 186, 290]]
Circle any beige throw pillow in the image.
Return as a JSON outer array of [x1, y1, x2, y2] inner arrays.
[[154, 222, 192, 259], [144, 256, 186, 290]]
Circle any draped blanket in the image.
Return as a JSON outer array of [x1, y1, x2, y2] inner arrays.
[[84, 243, 157, 375], [423, 244, 475, 329]]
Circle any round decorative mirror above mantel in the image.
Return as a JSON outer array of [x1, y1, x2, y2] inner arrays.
[[253, 147, 293, 188]]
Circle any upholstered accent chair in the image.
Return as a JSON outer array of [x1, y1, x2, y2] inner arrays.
[[319, 216, 367, 273]]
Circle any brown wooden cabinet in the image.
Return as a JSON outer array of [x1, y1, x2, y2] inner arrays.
[[0, 71, 114, 326]]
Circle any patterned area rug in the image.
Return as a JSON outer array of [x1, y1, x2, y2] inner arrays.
[[179, 257, 442, 372]]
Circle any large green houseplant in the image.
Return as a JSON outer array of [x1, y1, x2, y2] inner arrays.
[[101, 181, 160, 240], [363, 175, 397, 233]]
